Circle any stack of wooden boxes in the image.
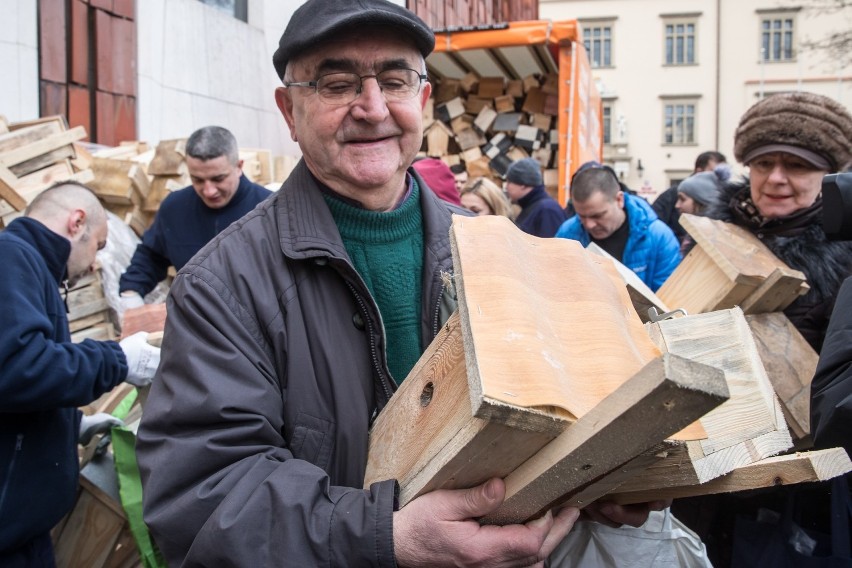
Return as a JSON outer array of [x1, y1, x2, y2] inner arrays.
[[423, 72, 560, 191]]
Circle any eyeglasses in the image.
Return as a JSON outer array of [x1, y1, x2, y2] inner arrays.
[[284, 68, 428, 106]]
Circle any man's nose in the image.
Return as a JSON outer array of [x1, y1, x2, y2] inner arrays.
[[350, 77, 390, 122], [203, 181, 219, 195]]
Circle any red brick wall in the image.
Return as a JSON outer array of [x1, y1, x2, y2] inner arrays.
[[410, 0, 538, 29], [39, 0, 137, 146]]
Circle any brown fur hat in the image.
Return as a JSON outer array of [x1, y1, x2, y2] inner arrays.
[[734, 92, 852, 171]]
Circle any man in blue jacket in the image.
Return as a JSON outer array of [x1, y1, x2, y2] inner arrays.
[[555, 166, 681, 291], [0, 181, 160, 565], [118, 126, 272, 310]]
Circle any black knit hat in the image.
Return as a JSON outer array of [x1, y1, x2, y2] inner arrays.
[[272, 0, 435, 80], [734, 92, 852, 171], [506, 158, 543, 186]]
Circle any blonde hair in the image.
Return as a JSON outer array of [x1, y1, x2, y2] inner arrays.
[[461, 177, 515, 219]]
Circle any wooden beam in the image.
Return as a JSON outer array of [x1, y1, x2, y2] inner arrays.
[[608, 448, 852, 505], [740, 267, 809, 314], [0, 126, 86, 170], [0, 163, 27, 211], [480, 353, 728, 525]]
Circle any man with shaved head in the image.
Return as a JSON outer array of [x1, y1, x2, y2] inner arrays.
[[0, 181, 161, 566]]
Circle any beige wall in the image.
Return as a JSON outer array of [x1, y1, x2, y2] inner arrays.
[[541, 0, 852, 198], [0, 0, 38, 123]]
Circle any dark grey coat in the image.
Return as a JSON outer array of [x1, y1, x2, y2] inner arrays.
[[136, 160, 462, 567]]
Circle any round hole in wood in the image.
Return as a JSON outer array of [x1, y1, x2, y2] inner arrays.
[[420, 382, 434, 407]]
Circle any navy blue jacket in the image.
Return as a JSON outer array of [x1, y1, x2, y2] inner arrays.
[[555, 193, 681, 291], [119, 175, 272, 296], [514, 185, 567, 238], [0, 217, 128, 552]]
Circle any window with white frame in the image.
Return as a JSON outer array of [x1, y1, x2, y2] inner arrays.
[[602, 104, 613, 145], [664, 19, 697, 65], [583, 23, 614, 68], [662, 99, 697, 145], [760, 14, 796, 62]]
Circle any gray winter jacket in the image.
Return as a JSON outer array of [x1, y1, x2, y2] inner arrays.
[[136, 160, 462, 567]]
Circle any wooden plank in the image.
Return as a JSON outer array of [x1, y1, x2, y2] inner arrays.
[[480, 353, 729, 525], [0, 163, 27, 211], [147, 139, 186, 175], [364, 312, 558, 506], [586, 242, 670, 322], [746, 312, 818, 440], [658, 214, 805, 315], [71, 322, 116, 343], [608, 448, 852, 505], [740, 267, 809, 314], [0, 126, 87, 172], [452, 215, 664, 424], [53, 476, 125, 568], [0, 123, 63, 154], [616, 309, 795, 494]]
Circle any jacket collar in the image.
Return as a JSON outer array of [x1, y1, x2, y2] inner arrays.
[[6, 217, 71, 285], [274, 159, 457, 272]]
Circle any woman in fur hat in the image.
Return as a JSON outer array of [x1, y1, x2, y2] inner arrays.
[[709, 91, 852, 353]]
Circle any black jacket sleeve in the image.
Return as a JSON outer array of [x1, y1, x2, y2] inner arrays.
[[118, 217, 172, 297], [810, 276, 852, 456]]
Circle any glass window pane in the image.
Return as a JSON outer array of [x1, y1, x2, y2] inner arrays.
[[687, 37, 694, 63], [604, 40, 611, 66], [677, 37, 684, 63], [666, 38, 673, 64]]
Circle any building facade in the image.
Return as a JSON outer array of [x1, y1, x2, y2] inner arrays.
[[541, 0, 852, 197]]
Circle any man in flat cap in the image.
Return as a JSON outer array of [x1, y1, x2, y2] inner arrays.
[[137, 1, 660, 565], [504, 157, 566, 238]]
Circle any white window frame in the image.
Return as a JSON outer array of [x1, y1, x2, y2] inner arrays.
[[662, 98, 698, 146], [759, 11, 797, 62], [582, 21, 615, 69], [663, 18, 697, 65]]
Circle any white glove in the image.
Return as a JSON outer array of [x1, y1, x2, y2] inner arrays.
[[120, 331, 161, 387], [79, 412, 125, 445], [119, 291, 145, 312]]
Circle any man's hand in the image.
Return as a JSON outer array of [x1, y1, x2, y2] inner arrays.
[[393, 478, 579, 568], [79, 412, 124, 445], [581, 499, 671, 528], [119, 331, 161, 387], [119, 291, 145, 312]]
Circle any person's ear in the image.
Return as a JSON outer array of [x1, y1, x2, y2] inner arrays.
[[67, 209, 86, 239], [616, 191, 625, 209], [236, 159, 244, 173], [275, 87, 298, 143], [419, 80, 432, 111]]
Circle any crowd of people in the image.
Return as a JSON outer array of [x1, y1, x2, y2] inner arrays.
[[2, 0, 851, 565]]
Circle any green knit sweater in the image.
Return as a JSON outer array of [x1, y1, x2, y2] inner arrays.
[[324, 182, 424, 385]]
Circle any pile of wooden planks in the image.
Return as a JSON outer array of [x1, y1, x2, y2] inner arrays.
[[365, 215, 851, 524], [0, 115, 93, 227], [422, 72, 559, 192], [67, 265, 116, 343]]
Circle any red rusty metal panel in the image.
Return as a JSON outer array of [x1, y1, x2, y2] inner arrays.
[[39, 0, 67, 83], [70, 0, 90, 86], [113, 0, 134, 20], [68, 84, 92, 140], [113, 95, 136, 143], [94, 9, 114, 93], [95, 90, 115, 145], [112, 17, 136, 95], [40, 80, 67, 118], [90, 0, 113, 12]]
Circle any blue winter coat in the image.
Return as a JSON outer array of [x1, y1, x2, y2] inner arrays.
[[554, 193, 681, 290], [119, 175, 272, 296], [0, 217, 128, 552]]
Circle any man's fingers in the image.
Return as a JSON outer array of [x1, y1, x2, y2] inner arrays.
[[539, 507, 580, 558], [451, 478, 505, 520]]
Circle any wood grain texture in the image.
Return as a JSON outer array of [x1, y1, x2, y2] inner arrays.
[[608, 448, 852, 505], [480, 353, 728, 524], [450, 214, 661, 425], [364, 312, 557, 506], [746, 312, 818, 439]]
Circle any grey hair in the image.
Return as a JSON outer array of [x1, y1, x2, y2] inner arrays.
[[186, 126, 239, 165]]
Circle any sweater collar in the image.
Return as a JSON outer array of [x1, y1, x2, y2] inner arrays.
[[6, 217, 71, 284]]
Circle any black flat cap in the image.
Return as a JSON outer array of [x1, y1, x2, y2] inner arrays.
[[272, 0, 436, 79]]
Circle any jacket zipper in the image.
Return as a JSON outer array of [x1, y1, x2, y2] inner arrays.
[[0, 434, 23, 515], [344, 280, 393, 407], [432, 280, 446, 339]]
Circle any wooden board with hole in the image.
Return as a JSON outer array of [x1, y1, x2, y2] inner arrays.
[[365, 215, 715, 509], [657, 214, 808, 315]]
